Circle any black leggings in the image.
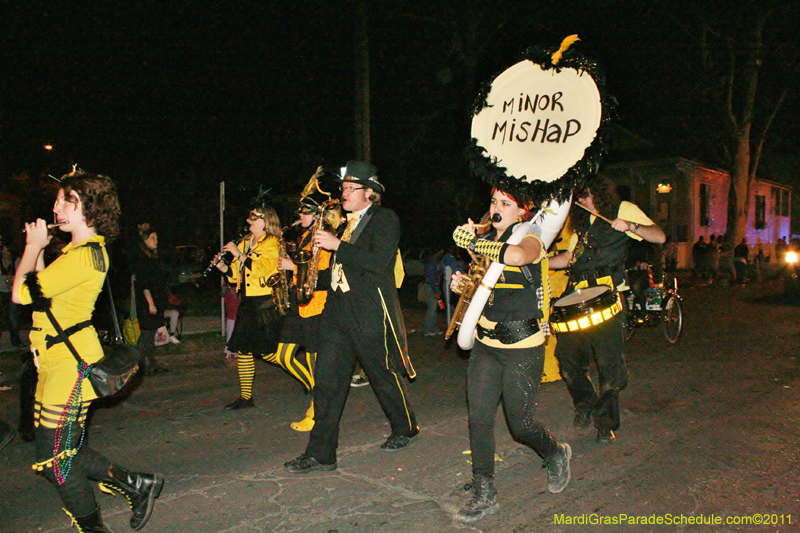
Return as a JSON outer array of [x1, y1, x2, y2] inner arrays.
[[34, 424, 113, 517], [467, 341, 558, 477]]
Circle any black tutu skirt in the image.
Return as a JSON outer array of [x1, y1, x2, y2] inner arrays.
[[227, 295, 283, 356], [278, 311, 322, 354]]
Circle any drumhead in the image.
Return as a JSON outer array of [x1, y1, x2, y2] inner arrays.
[[554, 285, 610, 307]]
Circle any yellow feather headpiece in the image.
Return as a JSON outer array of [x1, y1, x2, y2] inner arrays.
[[551, 34, 580, 65]]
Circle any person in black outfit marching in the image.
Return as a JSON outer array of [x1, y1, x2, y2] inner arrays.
[[284, 160, 418, 473], [550, 175, 665, 444], [449, 187, 572, 523]]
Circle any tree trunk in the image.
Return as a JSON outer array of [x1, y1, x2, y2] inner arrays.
[[729, 123, 752, 246]]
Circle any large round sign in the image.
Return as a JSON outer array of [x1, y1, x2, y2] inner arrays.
[[471, 60, 602, 184]]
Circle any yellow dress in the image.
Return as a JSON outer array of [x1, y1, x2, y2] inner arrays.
[[17, 236, 108, 405], [542, 225, 577, 383]]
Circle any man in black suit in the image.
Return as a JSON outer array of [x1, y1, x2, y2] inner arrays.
[[284, 161, 419, 473]]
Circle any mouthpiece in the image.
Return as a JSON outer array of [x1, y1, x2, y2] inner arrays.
[[490, 213, 502, 222], [23, 221, 68, 233]]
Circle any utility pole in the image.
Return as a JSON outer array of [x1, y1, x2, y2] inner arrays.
[[354, 0, 371, 161]]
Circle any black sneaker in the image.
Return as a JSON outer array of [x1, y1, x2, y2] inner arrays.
[[545, 443, 572, 493], [224, 397, 254, 410], [283, 454, 337, 474], [380, 427, 420, 452], [573, 410, 592, 430], [453, 474, 499, 523], [350, 374, 370, 388], [597, 427, 616, 444]]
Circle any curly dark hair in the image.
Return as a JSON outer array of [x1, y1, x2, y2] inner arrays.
[[60, 170, 121, 243], [572, 173, 620, 229]]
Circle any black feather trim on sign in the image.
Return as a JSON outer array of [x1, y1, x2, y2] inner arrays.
[[468, 42, 617, 208], [24, 272, 51, 312]]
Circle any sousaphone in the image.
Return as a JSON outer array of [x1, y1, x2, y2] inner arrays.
[[454, 35, 615, 350]]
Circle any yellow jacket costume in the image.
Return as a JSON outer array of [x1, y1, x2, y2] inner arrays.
[[226, 234, 279, 296], [18, 236, 108, 405]]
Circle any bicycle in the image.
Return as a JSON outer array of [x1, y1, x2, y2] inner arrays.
[[621, 273, 683, 344]]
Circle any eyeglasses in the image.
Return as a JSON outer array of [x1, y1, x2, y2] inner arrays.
[[247, 212, 265, 222], [339, 185, 364, 194]]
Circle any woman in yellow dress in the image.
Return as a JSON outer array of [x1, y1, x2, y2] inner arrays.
[[13, 170, 163, 532]]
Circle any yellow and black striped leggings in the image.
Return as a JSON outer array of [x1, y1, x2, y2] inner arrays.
[[235, 343, 316, 400]]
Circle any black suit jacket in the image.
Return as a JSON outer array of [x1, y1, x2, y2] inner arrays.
[[323, 205, 413, 377]]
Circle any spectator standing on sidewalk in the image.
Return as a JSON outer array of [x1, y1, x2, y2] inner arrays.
[[441, 247, 466, 326], [734, 238, 750, 285], [663, 236, 678, 273], [223, 281, 240, 365], [775, 236, 787, 264], [423, 249, 444, 336], [129, 227, 170, 374], [708, 235, 720, 284], [0, 238, 23, 348], [692, 236, 708, 283]]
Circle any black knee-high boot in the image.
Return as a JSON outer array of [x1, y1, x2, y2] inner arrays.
[[63, 507, 111, 533], [34, 426, 99, 519], [98, 465, 164, 531]]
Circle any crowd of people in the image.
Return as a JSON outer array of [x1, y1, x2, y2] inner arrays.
[[691, 234, 788, 286], [2, 161, 796, 530]]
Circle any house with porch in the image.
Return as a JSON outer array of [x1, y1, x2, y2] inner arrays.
[[603, 157, 792, 269]]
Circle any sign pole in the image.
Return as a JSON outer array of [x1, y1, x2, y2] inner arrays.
[[220, 181, 226, 337]]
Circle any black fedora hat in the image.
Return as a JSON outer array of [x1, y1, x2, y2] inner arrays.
[[341, 160, 384, 194]]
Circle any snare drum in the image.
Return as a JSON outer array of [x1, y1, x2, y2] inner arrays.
[[550, 285, 623, 333]]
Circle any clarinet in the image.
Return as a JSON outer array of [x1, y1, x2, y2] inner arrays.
[[203, 231, 248, 277]]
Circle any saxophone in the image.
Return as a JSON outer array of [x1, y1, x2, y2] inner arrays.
[[294, 200, 338, 305], [445, 255, 490, 341], [267, 229, 292, 316]]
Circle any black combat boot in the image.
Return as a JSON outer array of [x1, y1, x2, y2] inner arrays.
[[546, 442, 572, 493], [64, 507, 111, 532], [99, 466, 164, 530], [453, 474, 499, 523]]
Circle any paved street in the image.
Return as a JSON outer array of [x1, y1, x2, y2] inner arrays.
[[1, 278, 799, 532]]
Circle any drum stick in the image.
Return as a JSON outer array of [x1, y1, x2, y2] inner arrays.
[[574, 202, 613, 224]]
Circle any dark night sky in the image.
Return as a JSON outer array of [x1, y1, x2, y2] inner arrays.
[[2, 1, 798, 248]]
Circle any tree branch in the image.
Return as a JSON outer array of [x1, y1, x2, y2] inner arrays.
[[750, 89, 787, 180]]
